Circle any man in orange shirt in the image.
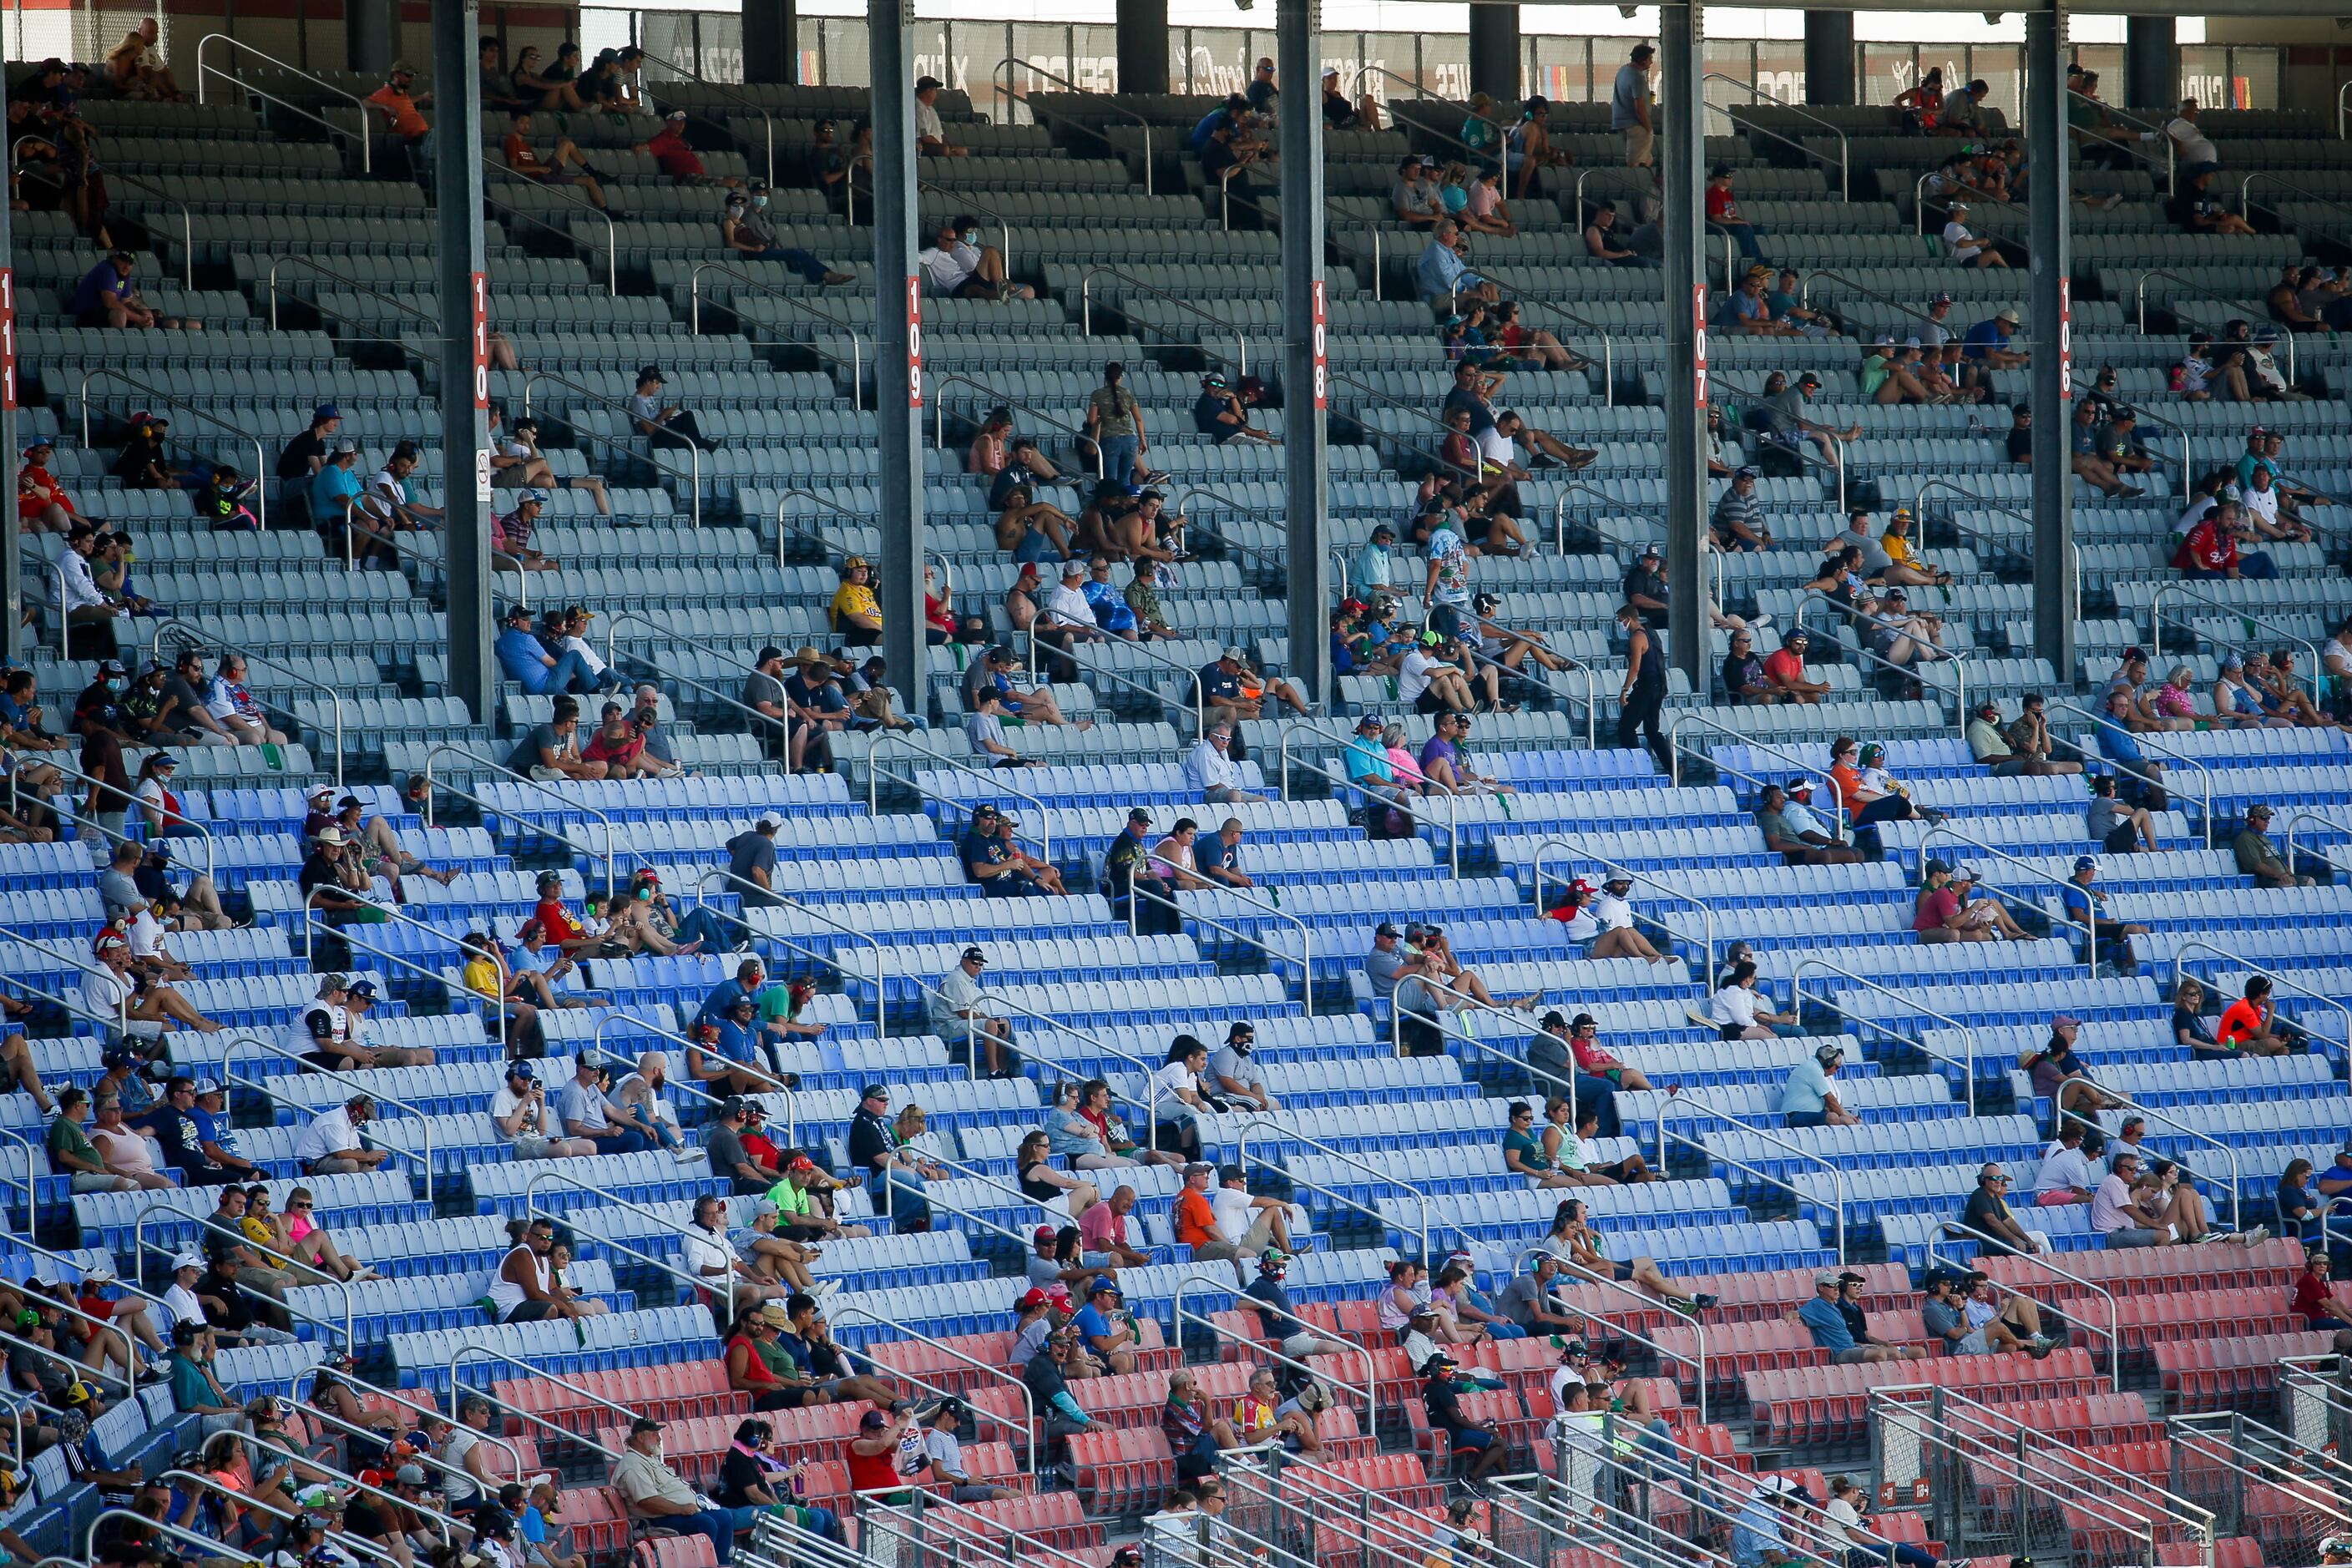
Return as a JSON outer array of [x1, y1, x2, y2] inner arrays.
[[2218, 975, 2295, 1057], [1172, 1161, 1222, 1252], [363, 63, 432, 154], [502, 111, 611, 211]]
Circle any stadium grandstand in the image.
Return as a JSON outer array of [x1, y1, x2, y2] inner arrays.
[[15, 1, 2352, 1567]]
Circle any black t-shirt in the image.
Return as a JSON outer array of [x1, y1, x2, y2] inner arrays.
[[276, 430, 326, 482], [1424, 1375, 1470, 1435], [1199, 664, 1243, 703], [2006, 426, 2033, 462], [1960, 1185, 2018, 1253], [299, 852, 360, 904], [2174, 1007, 2218, 1050], [1194, 392, 1234, 438], [199, 1264, 257, 1329], [1243, 1274, 1292, 1338], [847, 1109, 894, 1176], [1622, 565, 1666, 606], [136, 1104, 205, 1170], [716, 1449, 772, 1510], [1200, 136, 1240, 180]]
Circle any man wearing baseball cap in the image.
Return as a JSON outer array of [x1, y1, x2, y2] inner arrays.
[[613, 1414, 739, 1558], [1797, 1271, 1912, 1364], [1070, 1276, 1137, 1375]]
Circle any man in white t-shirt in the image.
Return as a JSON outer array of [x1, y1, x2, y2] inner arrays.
[[2033, 1125, 2097, 1206], [1195, 1163, 1296, 1270], [2156, 98, 2218, 175], [1940, 202, 2008, 268], [917, 225, 979, 296], [913, 76, 966, 157], [1399, 633, 1475, 716], [159, 1251, 207, 1338]]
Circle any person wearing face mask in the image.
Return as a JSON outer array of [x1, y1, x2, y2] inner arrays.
[[918, 215, 1034, 301], [717, 189, 855, 286]]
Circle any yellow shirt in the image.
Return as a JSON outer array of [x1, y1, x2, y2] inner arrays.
[[831, 582, 879, 630], [1882, 532, 1915, 565], [463, 956, 502, 1001], [1234, 1396, 1276, 1439]]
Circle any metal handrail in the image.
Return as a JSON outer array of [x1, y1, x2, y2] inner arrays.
[[2053, 1084, 2243, 1233], [2171, 933, 2352, 1069], [687, 259, 867, 405], [2081, 373, 2193, 483], [2152, 581, 2325, 707], [1170, 1275, 1378, 1430], [2132, 266, 2299, 387], [918, 182, 1015, 276], [36, 751, 220, 888], [1910, 167, 2028, 236], [2169, 1409, 2352, 1534], [194, 33, 371, 174], [294, 1358, 528, 1479], [1280, 741, 1462, 877], [1549, 477, 1664, 554], [1519, 1237, 1712, 1427], [1703, 73, 1848, 199], [934, 372, 1100, 478], [481, 153, 619, 296], [865, 728, 1051, 860], [1926, 1221, 2122, 1382], [517, 365, 703, 524], [969, 984, 1160, 1148], [1528, 835, 1716, 985], [1914, 822, 2098, 963], [1663, 709, 1852, 837], [829, 1302, 1039, 1459], [2284, 809, 2352, 890], [341, 494, 468, 589], [302, 899, 513, 1058], [2240, 169, 2352, 235], [77, 367, 268, 529], [1143, 863, 1313, 990], [1440, 259, 1617, 397], [991, 58, 1154, 196], [2044, 696, 2217, 847], [423, 740, 620, 893], [1790, 957, 1980, 1116], [522, 1166, 726, 1308], [226, 1029, 435, 1210], [1656, 1087, 1846, 1263], [1800, 267, 1963, 341], [1234, 1115, 1429, 1263], [633, 46, 776, 188], [889, 1141, 1052, 1250], [1394, 968, 1555, 1091], [1911, 477, 2083, 625], [1353, 64, 1499, 166], [1170, 483, 1293, 577], [453, 1343, 628, 1461], [144, 617, 346, 790], [1795, 591, 1970, 731], [1456, 622, 1599, 747], [1028, 625, 1202, 736], [0, 920, 130, 1038], [104, 169, 195, 287], [1079, 264, 1250, 374], [772, 486, 880, 569], [62, 1510, 391, 1568], [598, 636, 793, 774], [694, 865, 884, 1044], [264, 251, 432, 334], [128, 1190, 352, 1346], [192, 1424, 476, 1545]]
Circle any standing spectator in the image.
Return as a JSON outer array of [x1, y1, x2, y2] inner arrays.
[[1616, 604, 1669, 769], [1082, 362, 1157, 488], [1610, 47, 1655, 168]]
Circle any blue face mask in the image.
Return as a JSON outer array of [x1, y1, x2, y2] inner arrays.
[[751, 195, 768, 210], [960, 229, 979, 245]]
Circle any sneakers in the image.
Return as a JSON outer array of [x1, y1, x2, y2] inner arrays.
[[1692, 1292, 1719, 1310], [810, 1278, 844, 1301], [2230, 1226, 2269, 1247], [673, 1145, 703, 1165]]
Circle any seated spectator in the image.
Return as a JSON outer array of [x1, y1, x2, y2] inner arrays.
[[16, 438, 78, 535], [2060, 856, 2149, 971], [1754, 629, 1828, 706], [630, 365, 710, 452], [2034, 1123, 2099, 1206], [2236, 802, 2316, 889], [73, 249, 195, 330], [1778, 1044, 1859, 1128], [577, 699, 662, 781], [87, 932, 219, 1034], [48, 1085, 165, 1192], [717, 189, 854, 286], [2218, 974, 2299, 1057], [492, 1060, 595, 1161], [556, 1053, 655, 1156], [1543, 1198, 1713, 1313], [1803, 1270, 1919, 1363], [611, 1414, 741, 1562], [244, 1184, 376, 1286], [1710, 468, 1773, 553], [1582, 200, 1645, 266], [959, 804, 1065, 896], [292, 1092, 392, 1177], [1755, 781, 1859, 866], [2293, 1249, 2351, 1333], [927, 943, 1018, 1075], [497, 606, 615, 696], [1940, 202, 2009, 267], [918, 215, 1031, 300], [1920, 1272, 2052, 1358], [1502, 1100, 1580, 1190], [503, 695, 607, 783], [913, 74, 968, 155], [2023, 1013, 2113, 1120], [2095, 1149, 2254, 1248], [1149, 1040, 1212, 1166], [1709, 960, 1794, 1039], [503, 111, 609, 210], [1185, 723, 1265, 805]]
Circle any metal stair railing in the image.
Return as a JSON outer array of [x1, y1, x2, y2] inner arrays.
[[1922, 1222, 2122, 1382], [2152, 581, 2326, 708], [75, 367, 269, 528], [1704, 73, 1849, 199], [1232, 1112, 1431, 1263], [1530, 833, 1717, 982], [1912, 477, 2082, 622], [1869, 1379, 2214, 1563], [479, 152, 620, 296], [422, 739, 622, 893], [828, 1302, 1040, 1459], [990, 57, 1156, 195], [1793, 569, 1974, 728], [865, 727, 1052, 858], [1027, 625, 1203, 735], [292, 1358, 529, 1479], [516, 365, 704, 523], [1506, 1252, 1715, 1428], [193, 33, 372, 173], [686, 258, 869, 402], [144, 617, 346, 789], [933, 372, 1100, 477], [2172, 1406, 2352, 1547], [2173, 931, 2352, 1053], [2044, 695, 2215, 846], [51, 1510, 394, 1568], [299, 900, 517, 1059], [126, 1192, 358, 1344], [1657, 1086, 1847, 1263], [220, 1029, 438, 1209], [1170, 1272, 1378, 1432], [1916, 820, 2102, 961], [632, 46, 777, 188], [1142, 869, 1313, 994], [0, 921, 130, 1039], [448, 1342, 630, 1462], [967, 981, 1161, 1143], [597, 619, 795, 772], [1274, 734, 1464, 876], [2133, 266, 2299, 385], [2050, 1073, 2246, 1232], [520, 1165, 731, 1308], [2283, 810, 2352, 893], [1080, 263, 1254, 373], [192, 1423, 480, 1544], [1663, 708, 1853, 837], [695, 865, 884, 1046], [1789, 956, 1982, 1115]]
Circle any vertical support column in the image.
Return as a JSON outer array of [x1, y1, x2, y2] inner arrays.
[[1469, 4, 1520, 104], [0, 62, 17, 660], [1660, 3, 1707, 685], [1278, 0, 1329, 713], [347, 0, 397, 74], [2026, 5, 2076, 675], [1803, 11, 1854, 106], [871, 0, 927, 716], [1118, 0, 1170, 94], [435, 0, 491, 724], [2125, 16, 2175, 112], [743, 0, 800, 86]]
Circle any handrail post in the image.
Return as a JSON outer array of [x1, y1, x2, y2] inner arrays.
[[1529, 835, 1716, 987], [1657, 1088, 1846, 1264], [828, 1304, 1039, 1461], [700, 866, 887, 1042], [422, 741, 619, 893], [1929, 1222, 2122, 1383], [1172, 1267, 1378, 1430]]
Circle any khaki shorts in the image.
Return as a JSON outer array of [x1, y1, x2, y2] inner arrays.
[[1621, 124, 1655, 166]]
